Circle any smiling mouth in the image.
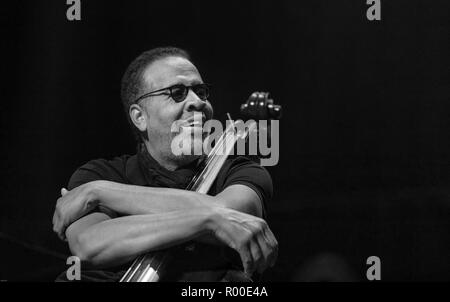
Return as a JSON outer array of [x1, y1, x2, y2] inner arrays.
[[181, 114, 206, 128], [183, 121, 203, 128]]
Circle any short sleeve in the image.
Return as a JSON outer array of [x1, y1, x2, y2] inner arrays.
[[66, 157, 129, 218], [67, 157, 128, 190], [217, 157, 273, 218]]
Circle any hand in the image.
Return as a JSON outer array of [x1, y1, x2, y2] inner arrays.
[[208, 207, 278, 276], [52, 183, 99, 241]]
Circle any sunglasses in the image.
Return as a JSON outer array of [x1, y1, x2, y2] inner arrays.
[[133, 83, 210, 104]]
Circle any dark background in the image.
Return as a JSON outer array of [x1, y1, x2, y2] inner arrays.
[[1, 0, 449, 281]]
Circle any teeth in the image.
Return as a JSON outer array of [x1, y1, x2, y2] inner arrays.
[[182, 121, 201, 127], [181, 122, 201, 128]]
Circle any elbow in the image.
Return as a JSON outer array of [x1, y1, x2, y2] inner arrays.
[[244, 200, 263, 218], [68, 230, 126, 267], [68, 231, 99, 264], [224, 198, 262, 218]]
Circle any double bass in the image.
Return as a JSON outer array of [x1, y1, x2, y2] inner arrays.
[[120, 92, 281, 282]]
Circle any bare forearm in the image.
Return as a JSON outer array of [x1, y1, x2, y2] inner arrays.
[[68, 208, 213, 267], [92, 180, 225, 215]]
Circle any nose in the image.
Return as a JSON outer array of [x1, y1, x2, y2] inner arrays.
[[185, 89, 206, 112]]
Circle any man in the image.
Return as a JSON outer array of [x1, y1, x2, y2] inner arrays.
[[52, 47, 278, 281]]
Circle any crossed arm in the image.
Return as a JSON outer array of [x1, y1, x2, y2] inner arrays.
[[52, 180, 278, 275]]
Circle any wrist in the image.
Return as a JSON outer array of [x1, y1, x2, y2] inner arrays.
[[86, 180, 106, 205], [204, 206, 223, 232]]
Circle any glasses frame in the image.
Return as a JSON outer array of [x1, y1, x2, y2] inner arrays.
[[133, 83, 211, 104]]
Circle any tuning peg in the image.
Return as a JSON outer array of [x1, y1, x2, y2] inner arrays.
[[267, 104, 282, 119], [240, 91, 282, 120]]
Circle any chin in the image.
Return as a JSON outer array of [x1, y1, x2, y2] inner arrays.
[[186, 139, 206, 157], [172, 153, 203, 168], [171, 131, 206, 157]]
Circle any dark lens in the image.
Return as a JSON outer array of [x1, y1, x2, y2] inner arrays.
[[170, 85, 188, 102], [194, 84, 209, 100]]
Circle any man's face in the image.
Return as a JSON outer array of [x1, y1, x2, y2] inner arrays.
[[138, 56, 213, 166]]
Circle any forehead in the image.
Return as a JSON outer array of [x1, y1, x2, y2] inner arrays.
[[142, 56, 202, 90]]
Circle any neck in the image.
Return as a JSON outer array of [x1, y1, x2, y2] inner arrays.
[[142, 141, 197, 171]]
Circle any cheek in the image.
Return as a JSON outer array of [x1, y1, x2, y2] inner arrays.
[[205, 102, 214, 119], [149, 104, 182, 130]]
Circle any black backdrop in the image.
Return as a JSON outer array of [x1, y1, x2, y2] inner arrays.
[[1, 0, 449, 281]]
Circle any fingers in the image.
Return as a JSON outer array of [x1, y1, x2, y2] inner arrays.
[[237, 228, 277, 275], [55, 214, 68, 241], [54, 186, 91, 242], [53, 192, 69, 241], [52, 206, 66, 241], [262, 226, 278, 267], [248, 220, 275, 273], [61, 188, 68, 196], [52, 198, 61, 237], [214, 222, 256, 276], [54, 188, 68, 239], [254, 231, 271, 273], [249, 239, 266, 274], [237, 243, 254, 276], [212, 208, 278, 276], [237, 222, 277, 275], [214, 226, 255, 276]]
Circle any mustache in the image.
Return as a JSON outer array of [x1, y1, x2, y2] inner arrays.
[[177, 112, 207, 127]]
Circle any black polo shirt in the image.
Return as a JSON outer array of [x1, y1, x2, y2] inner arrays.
[[57, 149, 273, 282]]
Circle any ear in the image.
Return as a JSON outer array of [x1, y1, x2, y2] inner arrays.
[[129, 104, 148, 132]]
